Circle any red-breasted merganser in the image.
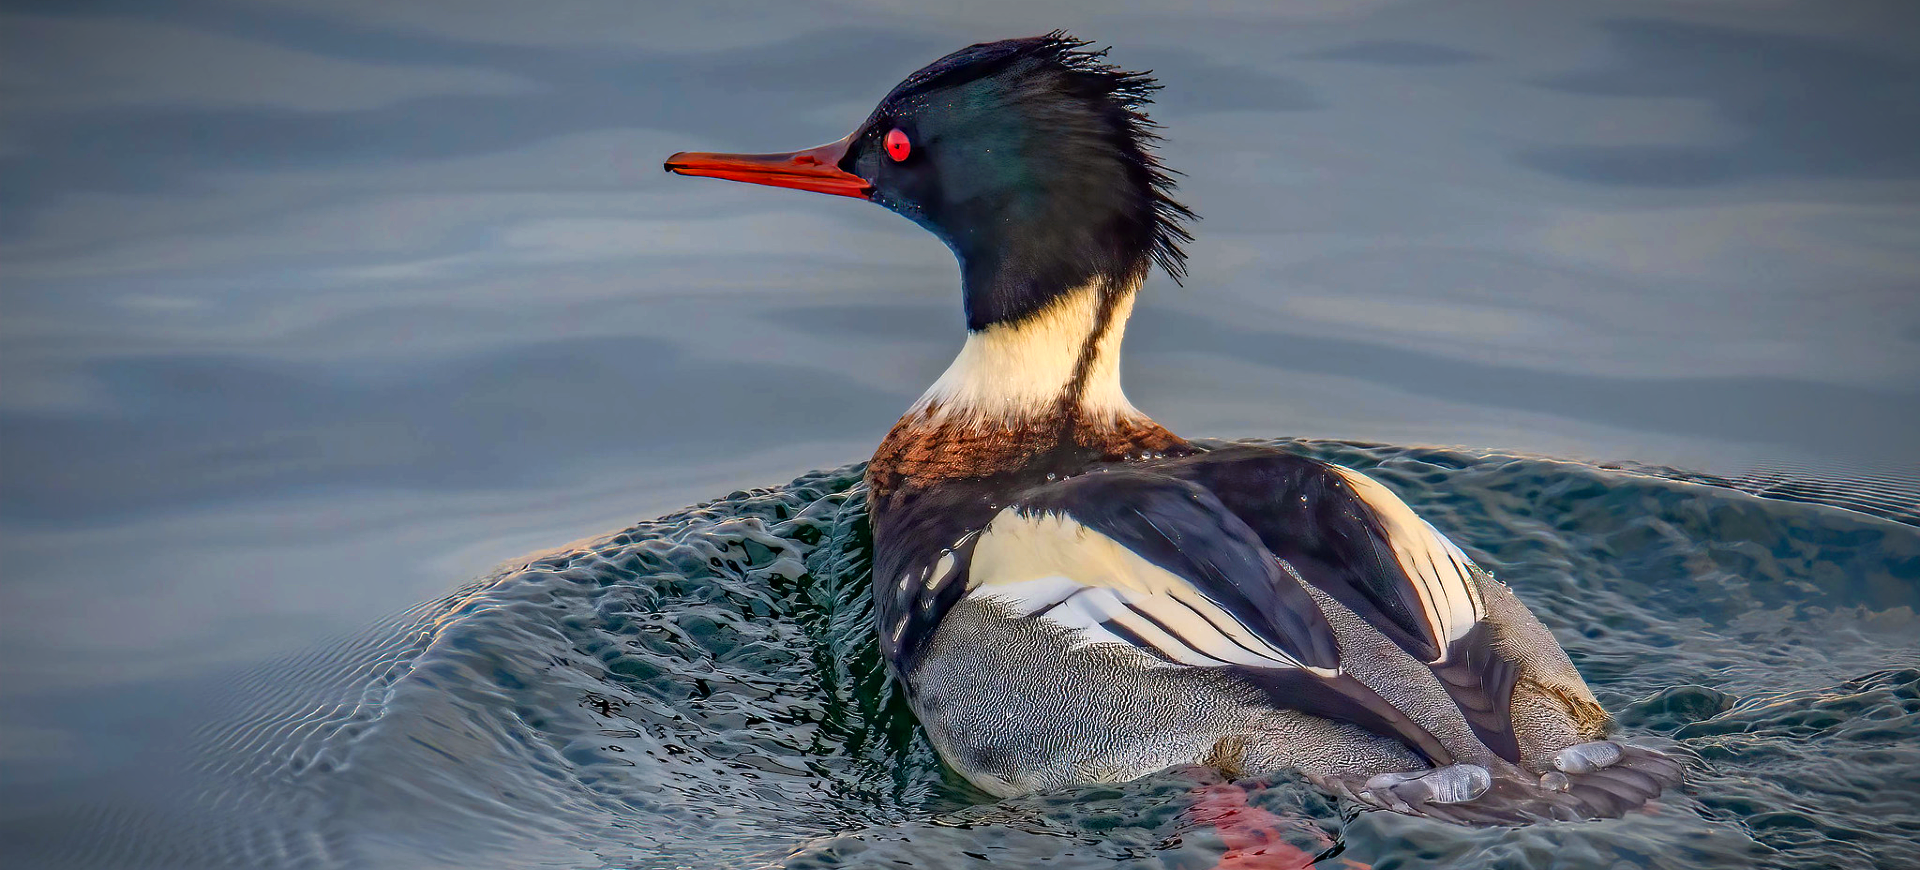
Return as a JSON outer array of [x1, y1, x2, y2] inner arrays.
[[665, 33, 1680, 823]]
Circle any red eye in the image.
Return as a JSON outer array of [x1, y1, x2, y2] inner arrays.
[[884, 128, 911, 162]]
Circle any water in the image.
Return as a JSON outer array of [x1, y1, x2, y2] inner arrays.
[[3, 1, 1918, 868], [45, 441, 1919, 869]]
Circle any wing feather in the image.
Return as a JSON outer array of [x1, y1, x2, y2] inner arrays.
[[1154, 446, 1525, 762], [966, 506, 1320, 672], [1328, 466, 1484, 660], [957, 467, 1461, 766]]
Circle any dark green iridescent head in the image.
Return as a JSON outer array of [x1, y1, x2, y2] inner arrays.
[[665, 33, 1195, 331], [840, 34, 1195, 330]]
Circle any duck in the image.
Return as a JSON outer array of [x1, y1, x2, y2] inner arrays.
[[665, 32, 1682, 823]]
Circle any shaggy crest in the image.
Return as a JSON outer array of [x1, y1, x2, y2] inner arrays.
[[875, 31, 1197, 286]]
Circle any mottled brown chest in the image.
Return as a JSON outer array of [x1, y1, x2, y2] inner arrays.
[[864, 405, 1192, 507]]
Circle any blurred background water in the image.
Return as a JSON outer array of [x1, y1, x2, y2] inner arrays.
[[1, 1, 1916, 868]]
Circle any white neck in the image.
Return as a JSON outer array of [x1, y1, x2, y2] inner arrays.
[[913, 281, 1142, 425]]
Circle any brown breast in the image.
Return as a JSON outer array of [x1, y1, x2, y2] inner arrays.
[[864, 402, 1192, 505]]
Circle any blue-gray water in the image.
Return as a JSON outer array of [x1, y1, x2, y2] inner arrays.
[[2, 2, 1917, 868]]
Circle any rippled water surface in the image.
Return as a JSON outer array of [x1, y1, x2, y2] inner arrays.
[[79, 442, 1900, 870]]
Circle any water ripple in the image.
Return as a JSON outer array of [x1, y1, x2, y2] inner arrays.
[[153, 441, 1920, 869]]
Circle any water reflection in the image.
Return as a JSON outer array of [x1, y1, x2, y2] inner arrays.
[[1522, 18, 1920, 186]]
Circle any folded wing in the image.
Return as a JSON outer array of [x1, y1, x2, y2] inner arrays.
[[1161, 447, 1523, 762], [966, 469, 1453, 764]]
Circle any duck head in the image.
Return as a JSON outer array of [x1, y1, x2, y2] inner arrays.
[[665, 33, 1194, 332]]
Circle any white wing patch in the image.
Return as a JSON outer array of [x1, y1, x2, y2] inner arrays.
[[1330, 466, 1485, 662], [964, 509, 1334, 676]]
